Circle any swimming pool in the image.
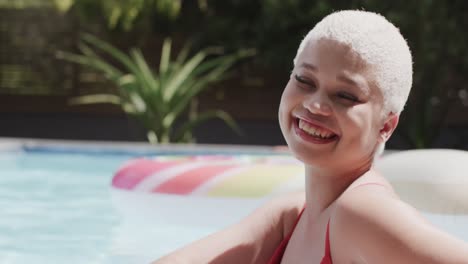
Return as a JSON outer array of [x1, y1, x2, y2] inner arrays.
[[2, 138, 467, 263], [0, 138, 282, 264]]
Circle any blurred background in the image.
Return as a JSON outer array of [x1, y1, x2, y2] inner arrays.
[[0, 0, 467, 149]]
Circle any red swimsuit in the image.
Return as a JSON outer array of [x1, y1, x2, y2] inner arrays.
[[267, 208, 333, 264]]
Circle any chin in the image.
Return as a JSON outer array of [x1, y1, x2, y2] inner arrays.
[[288, 142, 330, 168]]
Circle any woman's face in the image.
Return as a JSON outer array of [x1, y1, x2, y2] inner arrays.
[[279, 38, 388, 170]]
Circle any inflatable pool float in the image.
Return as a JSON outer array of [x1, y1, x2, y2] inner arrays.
[[110, 155, 304, 227], [111, 149, 468, 240], [374, 149, 468, 241]]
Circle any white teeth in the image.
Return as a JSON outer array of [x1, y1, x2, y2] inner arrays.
[[298, 119, 335, 139]]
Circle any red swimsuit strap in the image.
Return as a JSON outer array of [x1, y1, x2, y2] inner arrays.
[[267, 207, 305, 264], [268, 207, 335, 264], [321, 220, 333, 264]]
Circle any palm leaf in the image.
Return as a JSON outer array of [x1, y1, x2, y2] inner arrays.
[[59, 33, 251, 143], [176, 49, 254, 98], [77, 42, 99, 59], [130, 49, 163, 102], [175, 40, 192, 66], [164, 52, 250, 127], [163, 50, 207, 101], [80, 33, 151, 95], [158, 38, 173, 96], [56, 51, 123, 81], [160, 38, 171, 75]]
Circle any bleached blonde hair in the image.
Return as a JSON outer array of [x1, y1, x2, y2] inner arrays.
[[293, 10, 413, 116]]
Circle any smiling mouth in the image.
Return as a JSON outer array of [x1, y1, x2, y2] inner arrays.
[[296, 118, 338, 140]]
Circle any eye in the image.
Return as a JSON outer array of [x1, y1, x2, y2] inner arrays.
[[294, 74, 315, 89], [337, 92, 360, 103]]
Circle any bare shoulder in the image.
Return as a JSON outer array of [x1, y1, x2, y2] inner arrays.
[[153, 191, 305, 264], [217, 191, 306, 263], [261, 190, 306, 237], [335, 171, 407, 223], [331, 173, 468, 264]]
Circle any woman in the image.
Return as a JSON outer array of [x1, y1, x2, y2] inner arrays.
[[154, 10, 468, 263]]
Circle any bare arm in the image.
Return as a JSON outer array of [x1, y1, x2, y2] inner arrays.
[[332, 186, 468, 264], [152, 192, 305, 264]]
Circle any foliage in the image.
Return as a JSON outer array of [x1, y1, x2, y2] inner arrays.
[[0, 0, 183, 31], [2, 0, 467, 148], [53, 0, 201, 31], [57, 34, 253, 143], [0, 0, 53, 8], [386, 1, 468, 148], [176, 0, 468, 148], [52, 0, 182, 31]]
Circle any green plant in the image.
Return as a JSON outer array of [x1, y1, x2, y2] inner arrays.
[[57, 33, 253, 143], [52, 0, 181, 31], [50, 0, 202, 31]]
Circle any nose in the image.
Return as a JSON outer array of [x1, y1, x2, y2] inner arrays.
[[303, 94, 332, 116]]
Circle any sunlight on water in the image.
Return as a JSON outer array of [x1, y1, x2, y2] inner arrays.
[[0, 150, 215, 264]]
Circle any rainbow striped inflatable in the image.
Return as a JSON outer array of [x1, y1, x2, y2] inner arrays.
[[112, 155, 304, 198], [110, 155, 305, 227]]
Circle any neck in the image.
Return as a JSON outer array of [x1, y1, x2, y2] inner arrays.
[[303, 161, 372, 219]]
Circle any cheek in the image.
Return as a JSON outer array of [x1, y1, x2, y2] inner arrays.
[[342, 107, 379, 143], [279, 83, 303, 140], [278, 96, 291, 134], [278, 83, 295, 118]]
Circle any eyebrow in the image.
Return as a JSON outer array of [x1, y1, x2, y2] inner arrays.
[[299, 62, 318, 72]]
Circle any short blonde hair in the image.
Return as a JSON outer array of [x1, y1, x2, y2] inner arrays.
[[293, 10, 413, 116]]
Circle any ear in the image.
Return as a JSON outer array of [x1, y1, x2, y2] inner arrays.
[[378, 113, 399, 143]]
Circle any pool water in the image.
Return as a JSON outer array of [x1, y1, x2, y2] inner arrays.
[[3, 142, 467, 263], [0, 146, 219, 264]]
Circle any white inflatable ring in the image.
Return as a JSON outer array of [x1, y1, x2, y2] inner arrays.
[[375, 149, 468, 241]]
